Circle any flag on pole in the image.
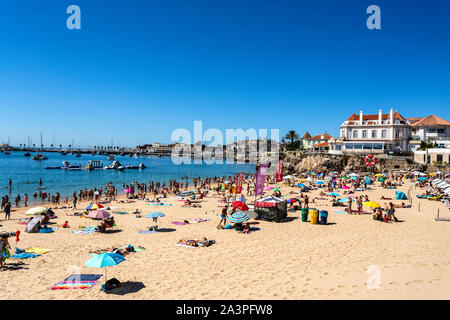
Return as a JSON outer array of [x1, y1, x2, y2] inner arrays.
[[276, 159, 283, 182], [236, 173, 244, 194], [255, 163, 269, 196]]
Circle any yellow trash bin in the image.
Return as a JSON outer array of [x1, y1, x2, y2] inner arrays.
[[310, 209, 319, 224]]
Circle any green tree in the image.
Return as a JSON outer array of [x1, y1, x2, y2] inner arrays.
[[284, 130, 299, 145]]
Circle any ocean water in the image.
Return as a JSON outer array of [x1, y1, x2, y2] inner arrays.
[[0, 151, 255, 205]]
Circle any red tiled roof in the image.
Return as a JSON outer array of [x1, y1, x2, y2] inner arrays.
[[307, 133, 332, 140], [313, 142, 329, 148], [346, 111, 405, 121], [410, 115, 450, 127], [301, 132, 311, 139]]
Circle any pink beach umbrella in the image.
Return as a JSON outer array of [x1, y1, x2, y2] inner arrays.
[[89, 209, 111, 220], [264, 186, 274, 191], [341, 186, 350, 190]]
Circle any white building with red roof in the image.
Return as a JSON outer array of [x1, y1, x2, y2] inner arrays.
[[408, 115, 450, 151], [330, 108, 412, 155]]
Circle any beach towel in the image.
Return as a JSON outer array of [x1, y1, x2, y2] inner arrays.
[[50, 280, 99, 290], [11, 253, 41, 259], [138, 230, 157, 234], [25, 248, 52, 254], [64, 274, 102, 281], [176, 243, 197, 248], [112, 211, 128, 214], [39, 227, 57, 233], [187, 218, 209, 223], [149, 203, 172, 206], [171, 221, 188, 225], [72, 226, 97, 235]]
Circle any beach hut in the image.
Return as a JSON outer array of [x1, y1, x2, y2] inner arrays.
[[254, 196, 287, 222], [395, 191, 408, 200]]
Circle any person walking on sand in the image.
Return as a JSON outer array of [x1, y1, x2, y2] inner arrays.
[[4, 202, 11, 220], [72, 192, 77, 209], [303, 195, 309, 209], [24, 194, 28, 207], [217, 205, 228, 228]]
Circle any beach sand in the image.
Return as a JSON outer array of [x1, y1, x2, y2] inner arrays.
[[1, 180, 449, 300]]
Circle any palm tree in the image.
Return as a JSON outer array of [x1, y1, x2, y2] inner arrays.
[[284, 130, 299, 145]]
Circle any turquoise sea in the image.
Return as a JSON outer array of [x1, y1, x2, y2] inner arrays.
[[0, 151, 255, 205]]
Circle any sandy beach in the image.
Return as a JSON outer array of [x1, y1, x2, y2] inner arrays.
[[0, 179, 449, 300]]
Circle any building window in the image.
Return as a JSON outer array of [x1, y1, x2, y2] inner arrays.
[[372, 130, 377, 138], [341, 130, 344, 137], [362, 130, 367, 138], [354, 143, 362, 150], [353, 131, 358, 138], [437, 154, 443, 162], [363, 143, 372, 150], [428, 128, 436, 133], [373, 143, 383, 150], [437, 128, 445, 133], [345, 143, 353, 149], [381, 130, 387, 138], [336, 145, 342, 151], [395, 129, 400, 138]]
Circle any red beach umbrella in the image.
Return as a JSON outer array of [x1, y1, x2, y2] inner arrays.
[[232, 201, 249, 211]]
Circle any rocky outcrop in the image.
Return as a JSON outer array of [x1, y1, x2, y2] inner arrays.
[[283, 152, 431, 174]]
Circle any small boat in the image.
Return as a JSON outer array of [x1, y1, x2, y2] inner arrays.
[[75, 153, 81, 157], [117, 166, 125, 171], [134, 153, 139, 159], [61, 151, 67, 155], [32, 154, 48, 160], [3, 151, 11, 155], [24, 152, 31, 157]]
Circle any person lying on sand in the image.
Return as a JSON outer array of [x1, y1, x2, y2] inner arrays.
[[380, 196, 393, 200]]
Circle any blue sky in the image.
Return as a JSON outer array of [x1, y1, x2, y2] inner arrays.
[[0, 0, 449, 147]]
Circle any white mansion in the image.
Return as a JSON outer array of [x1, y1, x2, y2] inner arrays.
[[329, 108, 412, 155]]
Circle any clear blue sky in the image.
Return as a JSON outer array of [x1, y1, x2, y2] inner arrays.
[[0, 0, 449, 147]]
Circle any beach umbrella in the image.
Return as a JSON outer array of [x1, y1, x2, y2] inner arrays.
[[25, 215, 44, 233], [283, 175, 295, 180], [306, 177, 313, 182], [338, 198, 353, 203], [327, 192, 340, 196], [287, 198, 300, 204], [25, 207, 47, 216], [88, 209, 111, 220], [315, 181, 324, 185], [85, 252, 125, 283], [264, 186, 274, 191], [378, 177, 386, 182], [341, 186, 350, 189], [145, 212, 165, 218], [296, 183, 306, 188], [342, 175, 348, 179], [232, 201, 249, 211], [348, 173, 358, 177], [350, 176, 358, 180], [363, 201, 381, 208], [272, 188, 281, 192], [123, 188, 132, 194], [86, 203, 104, 210], [229, 211, 251, 223], [418, 177, 428, 181]]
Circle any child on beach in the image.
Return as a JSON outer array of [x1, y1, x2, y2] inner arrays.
[[0, 234, 11, 268]]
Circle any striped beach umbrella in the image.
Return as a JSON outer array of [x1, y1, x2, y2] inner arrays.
[[86, 203, 104, 210], [229, 211, 251, 223]]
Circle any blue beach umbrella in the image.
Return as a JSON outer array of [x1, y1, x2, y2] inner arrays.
[[145, 212, 165, 218], [229, 211, 251, 223], [418, 177, 428, 181], [338, 198, 353, 203], [296, 183, 306, 188], [315, 181, 324, 185], [85, 252, 126, 283], [350, 176, 358, 180], [327, 192, 340, 196]]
